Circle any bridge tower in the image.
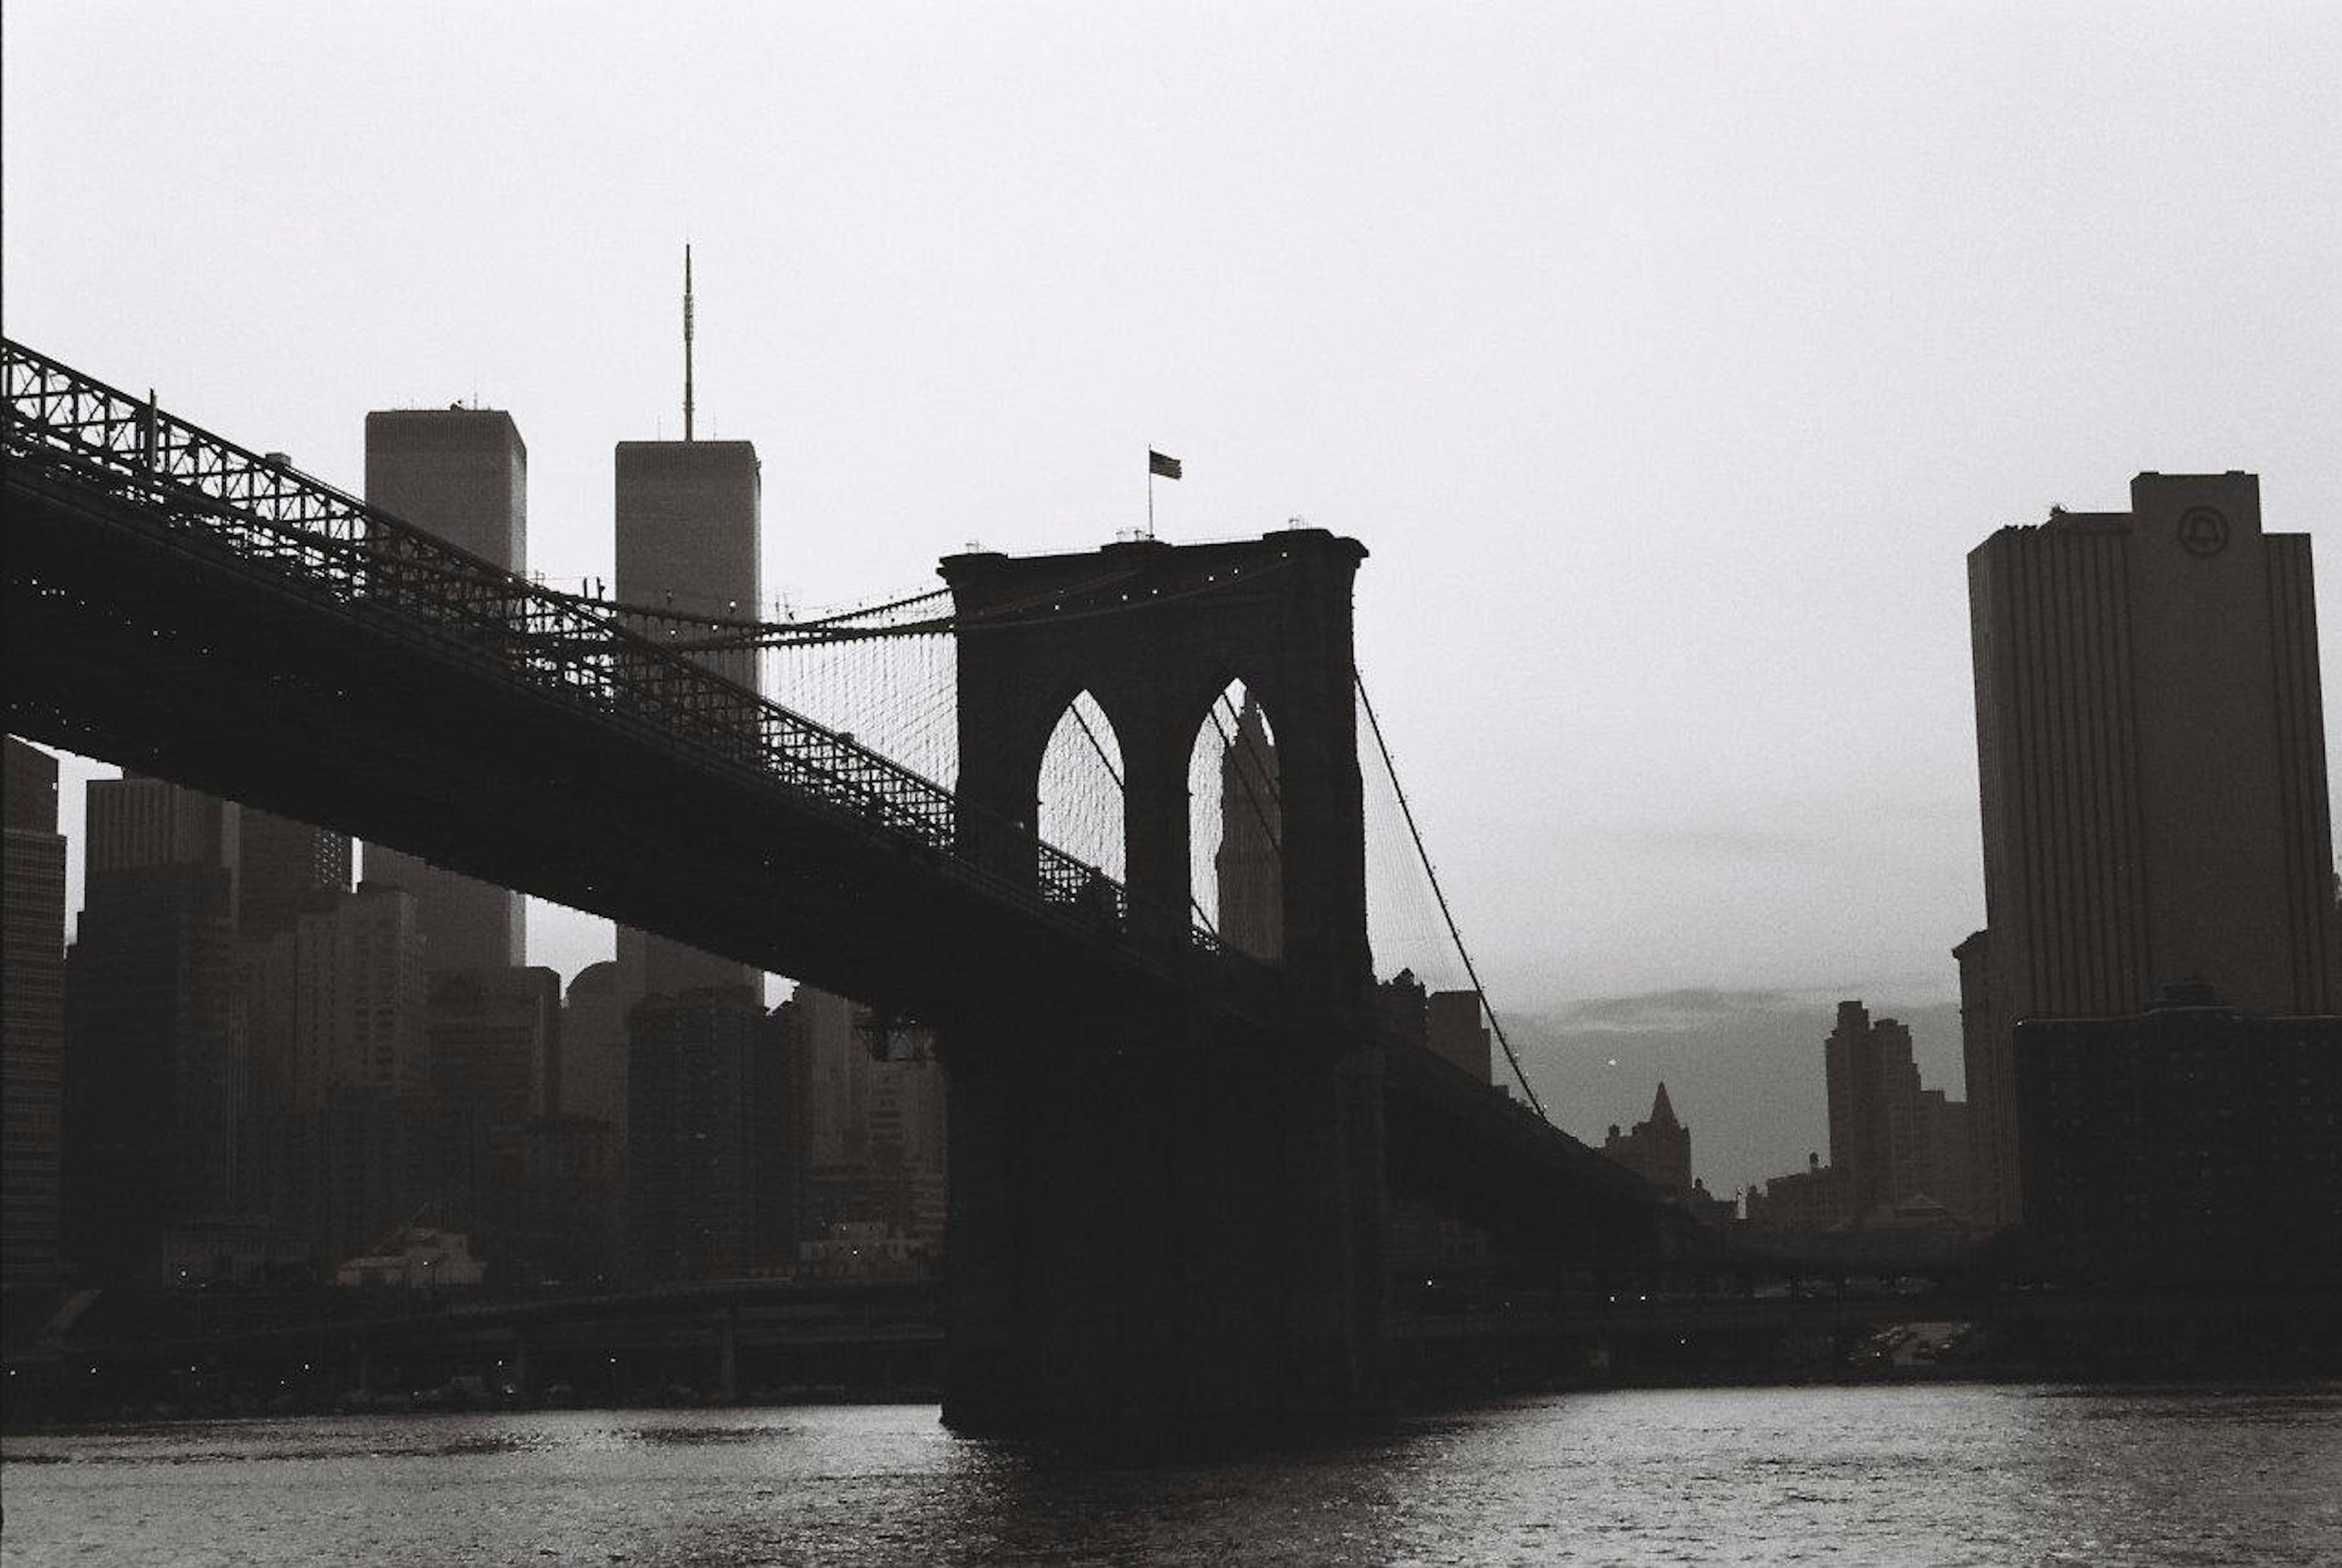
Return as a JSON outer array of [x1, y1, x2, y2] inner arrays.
[[937, 528, 1388, 1433]]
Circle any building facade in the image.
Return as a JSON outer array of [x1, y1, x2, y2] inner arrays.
[[626, 987, 798, 1284], [612, 437, 764, 1003], [4, 739, 68, 1283], [1603, 1083, 1693, 1195], [1965, 473, 2338, 1227], [2015, 987, 2340, 1282], [362, 406, 531, 973], [236, 808, 351, 942], [1215, 692, 1283, 961]]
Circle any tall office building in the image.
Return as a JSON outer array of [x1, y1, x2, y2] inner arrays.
[[64, 778, 247, 1284], [797, 986, 946, 1248], [613, 437, 764, 1001], [246, 880, 434, 1264], [237, 809, 351, 942], [1964, 472, 2339, 1226], [4, 739, 68, 1282], [85, 774, 239, 896], [626, 987, 799, 1284], [1425, 990, 1492, 1084], [1215, 694, 1283, 961], [560, 960, 628, 1134], [362, 407, 529, 973], [428, 964, 560, 1263], [1824, 1001, 1930, 1221]]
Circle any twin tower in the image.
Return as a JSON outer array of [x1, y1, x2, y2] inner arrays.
[[362, 409, 760, 1003]]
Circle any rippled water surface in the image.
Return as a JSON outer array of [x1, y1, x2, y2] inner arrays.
[[5, 1385, 2338, 1565]]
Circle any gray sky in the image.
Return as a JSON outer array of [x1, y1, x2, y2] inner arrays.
[[8, 3, 2338, 1171]]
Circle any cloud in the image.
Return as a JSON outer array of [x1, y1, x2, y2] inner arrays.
[[1529, 987, 1805, 1036]]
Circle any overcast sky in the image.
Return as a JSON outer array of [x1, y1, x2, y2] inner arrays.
[[8, 3, 2338, 1151]]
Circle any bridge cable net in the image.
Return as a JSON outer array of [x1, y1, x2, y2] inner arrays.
[[1355, 669, 1551, 1122]]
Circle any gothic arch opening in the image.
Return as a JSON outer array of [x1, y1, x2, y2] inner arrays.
[[1187, 678, 1283, 960], [1034, 689, 1127, 889]]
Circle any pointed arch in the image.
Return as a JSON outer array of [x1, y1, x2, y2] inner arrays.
[[1036, 688, 1127, 886], [1186, 676, 1284, 960]]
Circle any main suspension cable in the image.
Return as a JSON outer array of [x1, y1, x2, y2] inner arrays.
[[1353, 667, 1549, 1122]]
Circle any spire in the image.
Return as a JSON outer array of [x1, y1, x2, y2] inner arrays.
[[683, 243, 696, 442], [1649, 1081, 1678, 1127]]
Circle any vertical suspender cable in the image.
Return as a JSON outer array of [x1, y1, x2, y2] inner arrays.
[[1354, 667, 1550, 1123]]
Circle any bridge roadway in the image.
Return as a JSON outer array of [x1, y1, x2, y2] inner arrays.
[[2, 338, 1669, 1430]]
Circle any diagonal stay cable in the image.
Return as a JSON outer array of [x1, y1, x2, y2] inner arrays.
[[1353, 666, 1549, 1123]]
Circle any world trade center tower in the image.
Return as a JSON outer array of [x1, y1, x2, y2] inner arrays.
[[612, 438, 765, 1003], [361, 408, 529, 973]]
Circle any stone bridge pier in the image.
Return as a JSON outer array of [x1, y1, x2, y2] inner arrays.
[[937, 531, 1389, 1433]]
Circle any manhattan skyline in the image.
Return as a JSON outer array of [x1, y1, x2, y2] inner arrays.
[[7, 4, 2337, 1192]]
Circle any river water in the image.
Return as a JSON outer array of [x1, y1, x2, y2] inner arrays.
[[4, 1384, 2337, 1566]]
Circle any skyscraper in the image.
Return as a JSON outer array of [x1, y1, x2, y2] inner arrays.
[[612, 435, 764, 1002], [65, 776, 247, 1283], [1964, 472, 2338, 1226], [246, 880, 434, 1265], [626, 987, 798, 1284], [362, 407, 529, 973], [237, 809, 352, 942], [4, 739, 68, 1283], [1215, 693, 1283, 961], [429, 965, 561, 1266], [1824, 1001, 1927, 1222]]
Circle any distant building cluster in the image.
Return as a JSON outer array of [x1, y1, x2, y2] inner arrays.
[[1741, 1000, 1974, 1249], [1732, 473, 2338, 1280]]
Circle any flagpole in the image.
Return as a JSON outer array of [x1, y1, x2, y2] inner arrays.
[[1147, 451, 1155, 539]]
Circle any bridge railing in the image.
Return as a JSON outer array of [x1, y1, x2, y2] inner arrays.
[[1, 338, 1151, 942]]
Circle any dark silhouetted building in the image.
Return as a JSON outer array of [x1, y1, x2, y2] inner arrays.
[[1603, 1083, 1692, 1194], [797, 986, 947, 1254], [245, 881, 432, 1267], [2016, 986, 2341, 1282], [363, 406, 529, 973], [1216, 693, 1282, 961], [1827, 1001, 1917, 1219], [612, 437, 764, 1003], [428, 965, 560, 1269], [64, 777, 248, 1284], [1746, 1153, 1847, 1235], [627, 987, 799, 1283], [236, 808, 351, 942], [63, 859, 242, 1285], [4, 739, 68, 1282], [1964, 473, 2338, 1227], [1425, 990, 1493, 1084], [560, 960, 628, 1134]]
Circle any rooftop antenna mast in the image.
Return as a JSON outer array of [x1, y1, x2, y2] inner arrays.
[[683, 243, 696, 442]]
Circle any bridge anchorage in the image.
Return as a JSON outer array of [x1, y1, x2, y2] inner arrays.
[[2, 338, 1677, 1439]]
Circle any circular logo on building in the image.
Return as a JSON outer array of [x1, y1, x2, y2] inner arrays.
[[2177, 505, 2230, 557]]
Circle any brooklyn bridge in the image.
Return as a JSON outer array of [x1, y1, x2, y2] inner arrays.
[[2, 338, 1681, 1433]]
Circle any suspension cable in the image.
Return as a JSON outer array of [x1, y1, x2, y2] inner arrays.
[[1353, 667, 1549, 1122]]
